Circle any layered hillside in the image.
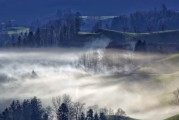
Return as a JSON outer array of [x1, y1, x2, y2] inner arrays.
[[96, 29, 179, 53]]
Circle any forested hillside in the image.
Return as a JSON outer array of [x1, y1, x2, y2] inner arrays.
[[110, 5, 179, 33]]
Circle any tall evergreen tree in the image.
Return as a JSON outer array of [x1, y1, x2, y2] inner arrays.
[[10, 100, 22, 120], [58, 103, 69, 120], [80, 112, 85, 120], [30, 97, 43, 120], [99, 113, 107, 120], [86, 109, 93, 120], [1, 108, 11, 120], [34, 28, 41, 47], [22, 100, 31, 120], [75, 12, 82, 34], [94, 113, 99, 120], [17, 36, 22, 47], [42, 113, 48, 120], [27, 31, 34, 46]]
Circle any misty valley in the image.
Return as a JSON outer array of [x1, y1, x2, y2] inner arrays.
[[0, 48, 179, 120], [0, 2, 179, 120]]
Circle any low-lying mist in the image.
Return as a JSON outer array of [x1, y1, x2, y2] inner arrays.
[[0, 48, 179, 120]]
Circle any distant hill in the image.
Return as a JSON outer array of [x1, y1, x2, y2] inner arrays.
[[1, 26, 179, 54], [107, 115, 138, 120], [96, 29, 179, 53], [81, 16, 116, 32], [0, 27, 29, 35]]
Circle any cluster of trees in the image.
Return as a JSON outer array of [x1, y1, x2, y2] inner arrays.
[[110, 4, 179, 33], [79, 51, 102, 72], [78, 50, 137, 74], [0, 95, 126, 120], [0, 97, 49, 120], [10, 10, 82, 47], [57, 105, 107, 120]]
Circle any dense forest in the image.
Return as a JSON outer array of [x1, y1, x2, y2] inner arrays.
[[110, 4, 179, 32], [0, 95, 126, 120], [1, 5, 179, 48], [1, 10, 82, 47]]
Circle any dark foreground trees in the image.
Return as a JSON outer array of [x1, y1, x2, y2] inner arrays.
[[0, 95, 126, 120], [58, 103, 69, 120], [0, 97, 47, 120]]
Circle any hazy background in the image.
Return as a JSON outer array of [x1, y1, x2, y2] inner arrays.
[[0, 47, 179, 120]]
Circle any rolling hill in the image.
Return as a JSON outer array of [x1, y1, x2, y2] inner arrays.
[[165, 114, 179, 120], [96, 29, 179, 53], [107, 115, 138, 120]]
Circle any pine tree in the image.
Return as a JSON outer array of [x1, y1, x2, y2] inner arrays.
[[10, 100, 22, 120], [22, 100, 31, 120], [42, 113, 48, 120], [17, 36, 22, 47], [75, 12, 82, 34], [30, 97, 43, 120], [94, 113, 99, 120], [58, 103, 69, 120], [34, 28, 41, 47], [86, 109, 93, 120], [27, 31, 34, 46], [99, 113, 107, 120], [80, 112, 85, 120], [1, 108, 11, 120]]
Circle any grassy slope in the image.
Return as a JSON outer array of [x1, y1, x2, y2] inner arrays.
[[156, 54, 179, 82], [103, 53, 179, 120], [144, 54, 179, 81], [97, 29, 179, 43], [107, 115, 138, 120], [135, 54, 179, 106], [162, 54, 179, 64], [165, 114, 179, 120]]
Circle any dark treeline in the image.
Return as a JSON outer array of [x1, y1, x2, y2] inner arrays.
[[110, 4, 179, 33], [0, 95, 126, 120], [9, 10, 82, 47]]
